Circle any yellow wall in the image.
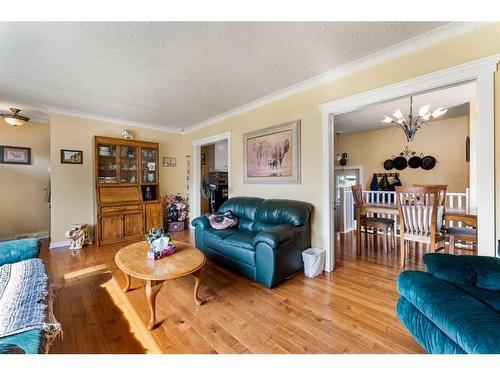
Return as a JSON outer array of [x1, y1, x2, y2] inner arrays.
[[0, 121, 50, 240], [49, 114, 184, 242], [181, 23, 500, 249], [336, 116, 469, 193]]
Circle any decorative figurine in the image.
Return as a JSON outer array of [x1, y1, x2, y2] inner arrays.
[[119, 129, 133, 140], [64, 223, 92, 250]]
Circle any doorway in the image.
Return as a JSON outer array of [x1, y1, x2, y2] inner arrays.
[[320, 55, 498, 271], [191, 131, 232, 220], [199, 140, 229, 215]]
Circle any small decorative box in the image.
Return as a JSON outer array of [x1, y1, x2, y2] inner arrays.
[[168, 221, 185, 232], [147, 244, 176, 261]]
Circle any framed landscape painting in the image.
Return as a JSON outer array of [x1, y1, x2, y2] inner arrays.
[[243, 120, 301, 184], [61, 149, 83, 164], [0, 145, 31, 165]]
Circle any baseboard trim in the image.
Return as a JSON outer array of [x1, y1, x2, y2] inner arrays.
[[49, 240, 71, 249]]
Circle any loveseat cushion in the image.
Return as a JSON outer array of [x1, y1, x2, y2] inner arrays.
[[396, 297, 466, 354], [255, 199, 313, 226], [424, 253, 500, 291], [204, 231, 256, 266], [397, 270, 500, 354], [203, 228, 238, 242], [456, 284, 500, 313], [423, 253, 477, 286], [253, 224, 304, 248], [219, 197, 264, 221]]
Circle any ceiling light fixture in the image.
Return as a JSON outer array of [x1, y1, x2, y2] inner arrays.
[[1, 107, 30, 127], [381, 97, 447, 142]]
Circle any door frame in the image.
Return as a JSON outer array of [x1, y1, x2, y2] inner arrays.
[[320, 54, 499, 271], [191, 131, 232, 221]]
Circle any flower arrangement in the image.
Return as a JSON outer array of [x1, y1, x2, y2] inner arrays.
[[145, 227, 175, 260], [145, 227, 170, 245], [164, 193, 189, 223]]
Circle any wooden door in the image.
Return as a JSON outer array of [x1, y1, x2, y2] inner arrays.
[[99, 214, 122, 243], [145, 202, 163, 231], [123, 211, 144, 238]]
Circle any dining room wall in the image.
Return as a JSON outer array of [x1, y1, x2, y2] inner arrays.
[[334, 115, 469, 193]]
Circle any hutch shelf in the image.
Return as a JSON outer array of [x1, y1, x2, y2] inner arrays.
[[94, 136, 163, 246]]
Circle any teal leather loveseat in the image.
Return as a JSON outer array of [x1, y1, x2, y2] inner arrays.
[[0, 238, 45, 354], [397, 253, 500, 354], [192, 197, 313, 288]]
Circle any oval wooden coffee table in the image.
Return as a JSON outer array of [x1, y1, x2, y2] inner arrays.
[[115, 240, 206, 330]]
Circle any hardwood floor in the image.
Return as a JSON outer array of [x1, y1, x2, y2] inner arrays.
[[41, 229, 468, 354]]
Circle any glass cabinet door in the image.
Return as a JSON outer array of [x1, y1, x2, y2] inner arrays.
[[97, 143, 118, 183], [141, 147, 157, 183], [120, 146, 138, 183]]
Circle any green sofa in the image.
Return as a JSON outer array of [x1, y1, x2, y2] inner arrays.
[[396, 253, 500, 354], [192, 197, 313, 288], [0, 238, 45, 354]]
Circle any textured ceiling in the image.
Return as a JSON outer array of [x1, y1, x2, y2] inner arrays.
[[334, 82, 476, 134], [0, 22, 451, 130]]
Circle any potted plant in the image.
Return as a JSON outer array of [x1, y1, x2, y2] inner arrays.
[[164, 193, 189, 232]]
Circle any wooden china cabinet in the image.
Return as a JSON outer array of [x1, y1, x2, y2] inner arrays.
[[94, 136, 163, 246]]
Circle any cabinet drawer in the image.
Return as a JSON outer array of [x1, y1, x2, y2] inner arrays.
[[101, 205, 142, 213]]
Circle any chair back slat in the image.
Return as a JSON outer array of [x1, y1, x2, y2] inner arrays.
[[396, 186, 441, 240]]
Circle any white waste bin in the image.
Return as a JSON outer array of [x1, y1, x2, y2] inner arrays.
[[302, 248, 326, 278]]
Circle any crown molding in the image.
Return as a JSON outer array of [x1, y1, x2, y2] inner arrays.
[[45, 106, 183, 134], [183, 22, 490, 134]]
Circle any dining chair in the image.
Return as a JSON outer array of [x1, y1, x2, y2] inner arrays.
[[413, 184, 476, 252], [448, 227, 477, 252], [352, 184, 395, 254], [395, 186, 445, 268], [413, 184, 448, 220]]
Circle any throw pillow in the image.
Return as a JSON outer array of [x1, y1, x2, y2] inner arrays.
[[207, 210, 239, 230]]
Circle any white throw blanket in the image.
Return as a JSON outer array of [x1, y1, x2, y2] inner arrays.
[[0, 258, 49, 337]]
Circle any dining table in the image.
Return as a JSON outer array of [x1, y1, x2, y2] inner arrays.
[[355, 203, 478, 256]]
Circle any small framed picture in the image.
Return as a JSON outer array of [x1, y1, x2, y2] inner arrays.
[[163, 157, 177, 167], [201, 153, 206, 166], [61, 149, 83, 164], [0, 145, 31, 165]]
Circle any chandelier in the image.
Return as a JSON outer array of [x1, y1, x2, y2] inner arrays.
[[381, 97, 447, 142], [1, 108, 30, 127]]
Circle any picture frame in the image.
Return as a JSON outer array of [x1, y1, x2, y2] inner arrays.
[[163, 156, 177, 167], [60, 149, 83, 164], [0, 145, 31, 165], [243, 119, 301, 184]]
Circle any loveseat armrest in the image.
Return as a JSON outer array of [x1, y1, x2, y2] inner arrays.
[[424, 253, 500, 291], [191, 215, 211, 229], [253, 224, 304, 249], [0, 238, 41, 266]]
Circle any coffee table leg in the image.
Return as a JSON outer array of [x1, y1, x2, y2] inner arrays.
[[146, 280, 163, 330], [192, 269, 205, 306], [122, 272, 131, 292]]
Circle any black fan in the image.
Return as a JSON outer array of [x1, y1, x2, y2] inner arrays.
[[200, 171, 228, 213]]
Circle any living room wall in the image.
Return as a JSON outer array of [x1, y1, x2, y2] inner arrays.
[[49, 114, 184, 244], [335, 115, 469, 193], [0, 121, 50, 240], [181, 23, 500, 251]]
